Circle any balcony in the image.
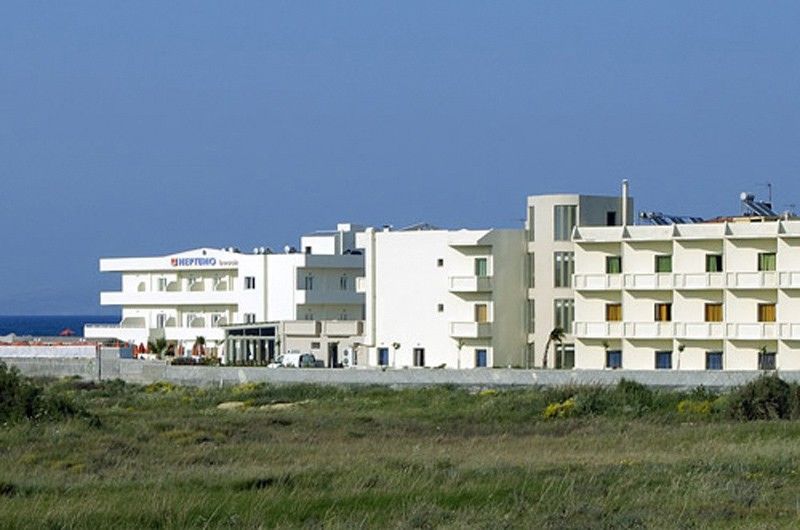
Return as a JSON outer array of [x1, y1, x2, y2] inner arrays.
[[449, 321, 492, 338], [100, 290, 239, 306], [322, 320, 363, 336], [674, 273, 725, 290], [573, 274, 622, 290], [674, 322, 725, 340], [283, 320, 321, 336], [623, 322, 674, 339], [726, 272, 777, 289], [448, 276, 493, 293], [779, 323, 800, 340], [83, 321, 158, 343], [779, 272, 800, 289], [725, 322, 778, 340], [573, 321, 623, 338], [623, 273, 675, 290], [163, 326, 225, 342]]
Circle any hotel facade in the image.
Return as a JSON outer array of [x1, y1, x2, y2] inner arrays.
[[573, 219, 800, 371], [85, 224, 365, 355]]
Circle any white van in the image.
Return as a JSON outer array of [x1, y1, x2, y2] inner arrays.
[[269, 352, 318, 368]]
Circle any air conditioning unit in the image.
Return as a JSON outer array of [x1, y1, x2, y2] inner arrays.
[[341, 348, 356, 368]]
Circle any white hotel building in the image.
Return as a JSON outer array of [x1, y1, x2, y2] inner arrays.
[[354, 193, 631, 369], [573, 219, 800, 371], [85, 224, 365, 351]]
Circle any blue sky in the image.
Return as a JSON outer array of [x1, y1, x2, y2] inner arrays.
[[2, 1, 799, 314]]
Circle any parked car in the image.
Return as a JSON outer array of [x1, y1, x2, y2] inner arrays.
[[268, 353, 318, 368]]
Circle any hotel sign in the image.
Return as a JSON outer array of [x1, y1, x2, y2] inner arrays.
[[171, 257, 217, 267]]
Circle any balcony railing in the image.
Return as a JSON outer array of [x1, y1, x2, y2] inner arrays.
[[674, 322, 725, 339], [726, 272, 777, 289], [573, 274, 622, 290], [726, 322, 778, 340], [574, 271, 783, 291], [572, 321, 623, 338], [448, 276, 493, 293], [449, 322, 492, 338]]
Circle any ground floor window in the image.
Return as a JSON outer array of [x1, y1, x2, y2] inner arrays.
[[556, 343, 575, 369], [606, 350, 622, 369], [378, 348, 389, 366], [655, 351, 672, 370], [758, 351, 776, 370], [475, 349, 487, 367], [706, 351, 723, 370], [413, 348, 425, 367]]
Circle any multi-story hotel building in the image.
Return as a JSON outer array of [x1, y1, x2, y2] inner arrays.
[[353, 192, 631, 369], [526, 193, 633, 368], [573, 218, 800, 371], [84, 224, 365, 352]]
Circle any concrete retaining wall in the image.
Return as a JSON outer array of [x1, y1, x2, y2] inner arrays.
[[5, 352, 800, 389]]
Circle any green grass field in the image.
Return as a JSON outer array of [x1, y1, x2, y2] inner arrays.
[[2, 373, 800, 528]]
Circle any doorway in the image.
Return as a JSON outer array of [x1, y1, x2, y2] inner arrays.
[[328, 342, 339, 368]]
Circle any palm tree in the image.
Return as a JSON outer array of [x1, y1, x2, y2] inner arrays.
[[542, 327, 565, 369]]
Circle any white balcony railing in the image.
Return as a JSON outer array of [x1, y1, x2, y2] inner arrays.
[[780, 323, 800, 340], [573, 274, 622, 290], [448, 276, 493, 292], [623, 321, 674, 339], [725, 322, 778, 340], [779, 272, 800, 289], [355, 277, 367, 294], [726, 272, 778, 289], [449, 322, 492, 338], [624, 274, 675, 290], [674, 322, 725, 339], [572, 321, 623, 338]]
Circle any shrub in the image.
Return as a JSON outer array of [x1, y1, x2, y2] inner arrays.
[[0, 362, 80, 423], [677, 399, 712, 416], [728, 375, 791, 421], [543, 397, 576, 419]]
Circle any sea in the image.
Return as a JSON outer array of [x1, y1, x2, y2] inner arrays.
[[0, 315, 120, 337]]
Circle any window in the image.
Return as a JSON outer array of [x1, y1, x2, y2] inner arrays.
[[474, 257, 488, 277], [655, 255, 672, 273], [528, 253, 535, 288], [706, 254, 723, 272], [554, 299, 574, 331], [655, 351, 673, 370], [654, 303, 672, 322], [553, 205, 577, 241], [211, 314, 223, 326], [305, 246, 312, 254], [413, 348, 425, 367], [758, 252, 776, 272], [304, 275, 313, 290], [706, 351, 723, 370], [310, 342, 321, 349], [437, 303, 444, 313], [157, 277, 168, 291], [243, 313, 256, 324], [606, 303, 622, 321], [338, 310, 348, 320], [705, 303, 723, 322], [475, 304, 489, 323], [758, 351, 776, 370], [528, 300, 535, 333], [758, 303, 776, 322], [554, 252, 574, 287], [557, 343, 575, 369], [606, 211, 617, 226], [339, 275, 348, 290], [606, 350, 622, 369], [436, 258, 444, 267], [156, 313, 166, 329], [244, 276, 256, 289], [378, 347, 389, 366], [606, 256, 622, 274], [303, 311, 314, 320], [527, 206, 535, 241], [475, 349, 488, 367]]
